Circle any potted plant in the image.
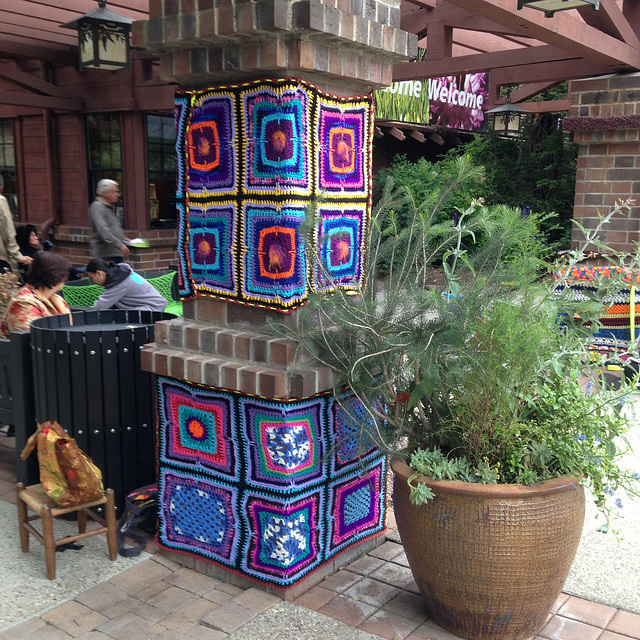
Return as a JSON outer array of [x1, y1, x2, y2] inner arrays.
[[276, 156, 640, 640]]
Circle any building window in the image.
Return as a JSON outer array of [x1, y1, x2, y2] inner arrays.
[[86, 113, 123, 225], [147, 113, 177, 229], [0, 119, 18, 217]]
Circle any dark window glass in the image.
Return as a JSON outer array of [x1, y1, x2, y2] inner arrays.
[[0, 119, 18, 217], [86, 113, 123, 223], [147, 113, 177, 228]]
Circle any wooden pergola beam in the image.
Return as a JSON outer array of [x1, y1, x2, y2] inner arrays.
[[443, 0, 640, 69]]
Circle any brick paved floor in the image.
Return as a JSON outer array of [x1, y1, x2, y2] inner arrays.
[[2, 433, 639, 640]]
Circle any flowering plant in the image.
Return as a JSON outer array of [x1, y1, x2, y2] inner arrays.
[[279, 156, 639, 522]]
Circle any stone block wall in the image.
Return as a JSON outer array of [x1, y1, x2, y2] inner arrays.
[[565, 73, 640, 253], [134, 0, 415, 92]]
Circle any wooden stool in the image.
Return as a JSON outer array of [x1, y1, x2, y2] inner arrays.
[[16, 482, 117, 580]]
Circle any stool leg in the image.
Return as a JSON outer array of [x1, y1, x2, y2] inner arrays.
[[41, 505, 56, 580], [77, 508, 87, 534], [105, 489, 117, 561], [16, 483, 29, 553]]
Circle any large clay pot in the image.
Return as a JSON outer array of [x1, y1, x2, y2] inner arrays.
[[392, 459, 585, 640]]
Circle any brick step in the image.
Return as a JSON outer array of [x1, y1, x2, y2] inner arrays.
[[141, 343, 334, 399]]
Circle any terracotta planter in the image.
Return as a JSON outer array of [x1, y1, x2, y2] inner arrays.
[[392, 459, 585, 640]]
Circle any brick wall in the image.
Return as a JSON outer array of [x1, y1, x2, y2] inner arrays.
[[566, 73, 640, 253], [52, 225, 179, 273]]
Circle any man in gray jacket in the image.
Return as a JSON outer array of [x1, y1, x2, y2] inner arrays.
[[88, 179, 130, 261]]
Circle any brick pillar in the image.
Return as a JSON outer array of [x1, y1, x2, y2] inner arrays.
[[135, 0, 416, 597], [564, 73, 640, 253]]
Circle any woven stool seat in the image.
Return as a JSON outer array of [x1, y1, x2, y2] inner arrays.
[[17, 482, 117, 580]]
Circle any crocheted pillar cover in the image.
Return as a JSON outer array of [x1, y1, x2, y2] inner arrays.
[[554, 265, 640, 353], [155, 376, 387, 588], [175, 77, 372, 312]]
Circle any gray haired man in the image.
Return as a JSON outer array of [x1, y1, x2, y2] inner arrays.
[[0, 175, 32, 273], [88, 179, 130, 261]]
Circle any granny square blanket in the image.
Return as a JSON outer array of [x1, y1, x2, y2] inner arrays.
[[175, 78, 373, 312], [156, 377, 386, 587]]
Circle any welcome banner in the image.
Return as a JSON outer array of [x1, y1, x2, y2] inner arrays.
[[374, 72, 489, 133]]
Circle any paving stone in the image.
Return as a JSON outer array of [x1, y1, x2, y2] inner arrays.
[[134, 580, 172, 602], [107, 617, 167, 640], [600, 631, 640, 640], [96, 612, 139, 635], [185, 623, 229, 639], [382, 591, 429, 624], [109, 560, 172, 596], [391, 551, 411, 568], [406, 621, 465, 640], [75, 583, 129, 612], [538, 615, 602, 640], [72, 633, 112, 640], [293, 586, 337, 611], [165, 598, 220, 623], [317, 594, 377, 627], [156, 612, 197, 633], [29, 627, 74, 639], [558, 596, 617, 628], [344, 577, 401, 607], [607, 609, 640, 638], [368, 541, 404, 561], [369, 563, 415, 589], [216, 582, 245, 596], [166, 567, 222, 595], [202, 587, 236, 605], [232, 587, 281, 612], [124, 599, 167, 623], [146, 586, 198, 613], [552, 593, 570, 614], [0, 617, 47, 639], [358, 609, 421, 640], [320, 569, 363, 593], [405, 579, 421, 595], [346, 555, 386, 576], [41, 601, 108, 637], [152, 554, 183, 572], [201, 602, 257, 634]]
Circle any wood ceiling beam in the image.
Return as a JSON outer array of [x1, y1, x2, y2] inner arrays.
[[443, 0, 640, 69], [393, 45, 585, 81], [0, 63, 80, 99], [496, 81, 561, 104], [402, 4, 533, 37], [14, 0, 148, 17], [0, 38, 76, 65], [0, 90, 81, 111], [577, 0, 640, 49], [491, 59, 614, 86]]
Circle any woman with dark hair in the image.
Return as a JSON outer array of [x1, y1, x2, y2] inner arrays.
[[15, 224, 43, 282], [86, 258, 167, 312], [0, 250, 71, 338]]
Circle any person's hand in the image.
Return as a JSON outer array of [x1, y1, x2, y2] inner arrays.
[[19, 256, 33, 266], [120, 244, 130, 258]]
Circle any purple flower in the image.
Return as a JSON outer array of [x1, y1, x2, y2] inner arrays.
[[616, 498, 623, 509], [577, 434, 586, 442]]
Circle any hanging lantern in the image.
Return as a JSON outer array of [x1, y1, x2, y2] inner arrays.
[[486, 97, 531, 137], [517, 0, 599, 18], [61, 0, 134, 72]]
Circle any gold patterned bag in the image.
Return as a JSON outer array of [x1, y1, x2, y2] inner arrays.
[[21, 420, 104, 507]]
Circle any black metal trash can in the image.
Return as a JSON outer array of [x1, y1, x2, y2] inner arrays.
[[30, 309, 174, 511]]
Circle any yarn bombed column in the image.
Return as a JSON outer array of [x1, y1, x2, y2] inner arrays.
[[136, 0, 416, 595]]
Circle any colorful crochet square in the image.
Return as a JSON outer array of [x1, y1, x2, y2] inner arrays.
[[241, 491, 323, 583], [186, 91, 237, 196], [241, 202, 307, 308], [314, 205, 366, 291], [159, 468, 240, 567], [175, 78, 373, 312], [239, 395, 326, 492], [158, 378, 238, 480], [187, 202, 237, 297], [330, 393, 379, 475], [328, 458, 386, 554], [317, 99, 369, 197], [156, 376, 387, 588], [241, 83, 310, 196]]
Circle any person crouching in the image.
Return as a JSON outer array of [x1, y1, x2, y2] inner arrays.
[[86, 259, 167, 312]]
